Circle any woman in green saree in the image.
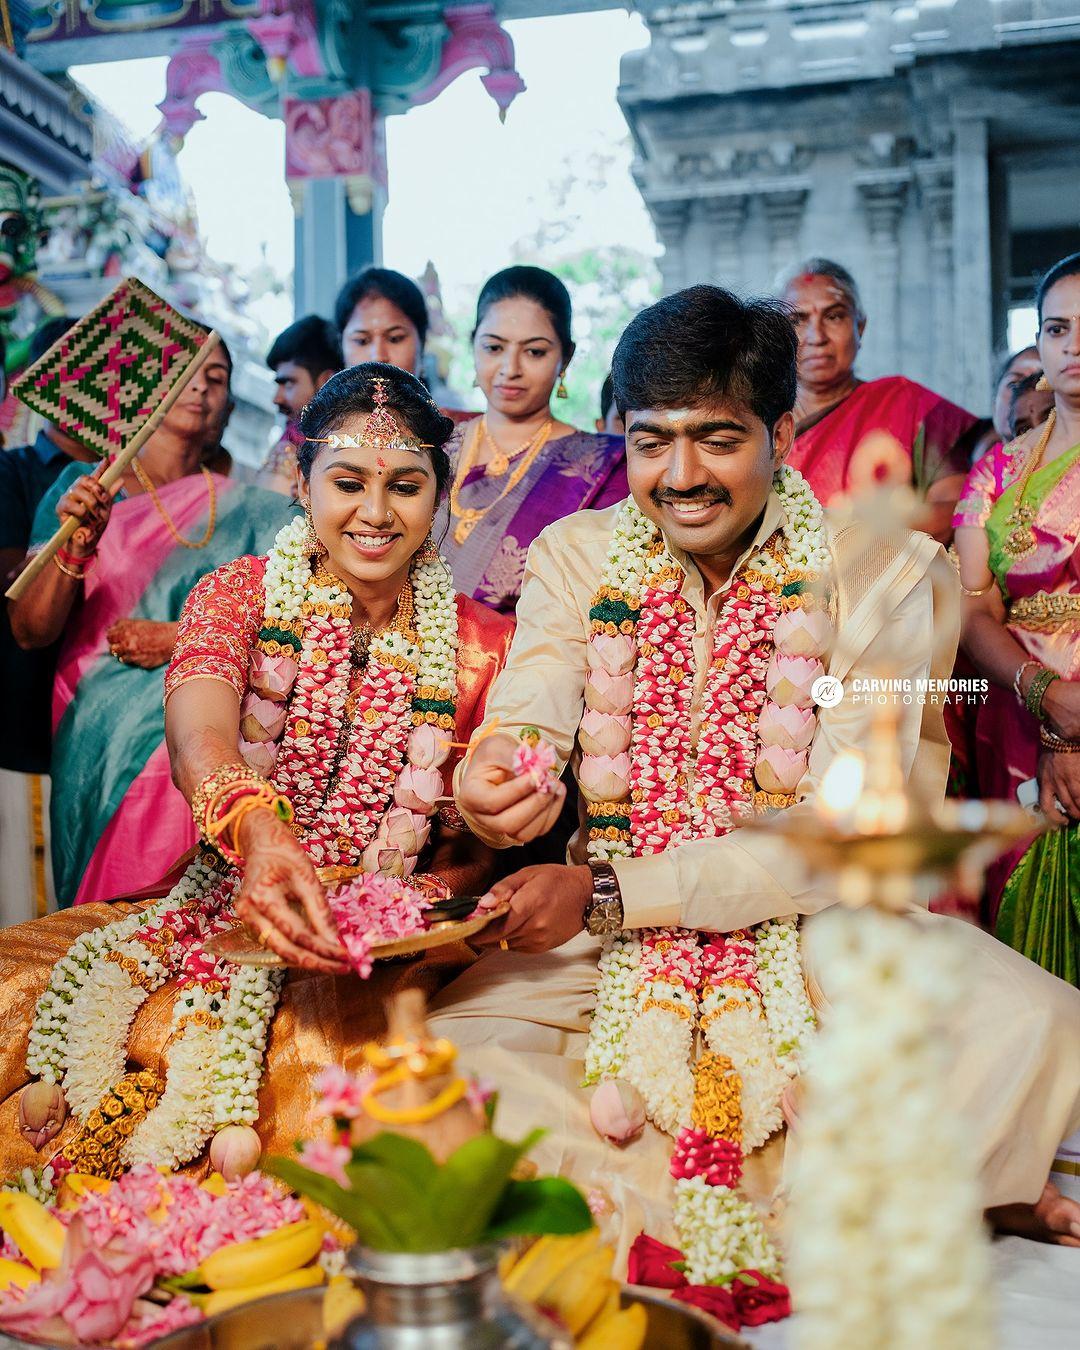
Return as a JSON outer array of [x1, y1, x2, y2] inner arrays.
[[954, 252, 1080, 985]]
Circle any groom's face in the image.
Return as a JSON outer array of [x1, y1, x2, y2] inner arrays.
[[624, 400, 793, 560]]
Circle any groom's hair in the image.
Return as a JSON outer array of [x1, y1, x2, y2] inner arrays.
[[611, 285, 797, 429]]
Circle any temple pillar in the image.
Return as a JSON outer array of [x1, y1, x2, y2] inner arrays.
[[916, 160, 955, 394], [951, 114, 994, 412], [651, 199, 691, 296], [701, 192, 750, 291], [855, 171, 909, 377], [759, 186, 809, 282], [286, 91, 387, 318]]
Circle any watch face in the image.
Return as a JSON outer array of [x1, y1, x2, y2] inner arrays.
[[587, 896, 623, 936]]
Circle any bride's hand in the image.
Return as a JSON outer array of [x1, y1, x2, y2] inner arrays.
[[232, 809, 349, 973]]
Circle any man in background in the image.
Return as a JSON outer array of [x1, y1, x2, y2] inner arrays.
[[259, 315, 341, 496]]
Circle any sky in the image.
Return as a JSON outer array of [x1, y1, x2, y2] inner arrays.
[[70, 10, 657, 331]]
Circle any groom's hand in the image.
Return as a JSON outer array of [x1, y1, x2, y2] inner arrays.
[[458, 733, 566, 844], [472, 864, 592, 953]]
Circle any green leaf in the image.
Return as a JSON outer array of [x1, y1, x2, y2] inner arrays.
[[263, 1156, 400, 1249], [426, 1131, 544, 1248], [350, 1132, 439, 1189], [343, 1158, 443, 1251], [482, 1177, 593, 1239]]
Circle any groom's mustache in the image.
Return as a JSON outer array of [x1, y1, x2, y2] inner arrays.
[[650, 485, 733, 509]]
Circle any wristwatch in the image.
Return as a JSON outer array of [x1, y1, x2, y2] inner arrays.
[[583, 861, 624, 936]]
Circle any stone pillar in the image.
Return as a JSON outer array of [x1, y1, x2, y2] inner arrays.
[[292, 178, 386, 318], [855, 170, 909, 376], [759, 186, 809, 282], [951, 115, 994, 412], [651, 199, 691, 296], [916, 160, 955, 396], [701, 192, 750, 290]]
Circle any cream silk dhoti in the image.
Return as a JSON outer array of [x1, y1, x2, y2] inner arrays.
[[430, 915, 1080, 1270]]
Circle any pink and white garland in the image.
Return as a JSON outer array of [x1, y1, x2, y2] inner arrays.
[[581, 466, 826, 1294]]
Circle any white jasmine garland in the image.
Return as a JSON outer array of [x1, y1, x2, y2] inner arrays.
[[213, 966, 284, 1128], [787, 908, 992, 1350], [675, 1175, 782, 1286], [622, 1005, 695, 1136], [756, 916, 816, 1073], [582, 935, 641, 1084]]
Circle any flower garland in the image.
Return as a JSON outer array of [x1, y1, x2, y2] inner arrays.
[[26, 519, 462, 1176], [582, 466, 827, 1303], [786, 908, 992, 1349]]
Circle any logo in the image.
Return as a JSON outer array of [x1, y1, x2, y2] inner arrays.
[[811, 675, 844, 708]]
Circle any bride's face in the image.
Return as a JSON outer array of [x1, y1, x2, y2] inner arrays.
[[301, 411, 437, 592]]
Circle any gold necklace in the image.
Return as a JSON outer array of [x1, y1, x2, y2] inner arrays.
[[1003, 409, 1057, 560], [449, 417, 554, 545], [130, 460, 217, 550], [480, 415, 553, 477]]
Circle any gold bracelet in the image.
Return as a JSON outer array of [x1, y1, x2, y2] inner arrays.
[[51, 553, 86, 581], [189, 763, 253, 836], [961, 578, 995, 597], [1040, 725, 1080, 754]]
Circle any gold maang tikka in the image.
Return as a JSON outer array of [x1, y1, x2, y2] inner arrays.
[[307, 376, 433, 454]]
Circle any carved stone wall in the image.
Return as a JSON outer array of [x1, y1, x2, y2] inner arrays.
[[620, 0, 1080, 411]]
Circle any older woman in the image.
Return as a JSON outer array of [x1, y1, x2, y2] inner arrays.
[[0, 363, 512, 1183], [439, 266, 627, 614], [9, 343, 291, 906], [954, 252, 1080, 985], [780, 258, 977, 541]]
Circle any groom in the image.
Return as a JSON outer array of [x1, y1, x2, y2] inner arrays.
[[438, 285, 1080, 1246]]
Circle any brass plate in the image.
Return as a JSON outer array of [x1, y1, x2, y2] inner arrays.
[[203, 902, 509, 970]]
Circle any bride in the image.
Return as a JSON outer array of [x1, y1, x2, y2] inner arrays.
[[0, 363, 513, 1181]]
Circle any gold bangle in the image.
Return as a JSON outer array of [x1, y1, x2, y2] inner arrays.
[[51, 553, 86, 581], [961, 578, 994, 597], [189, 763, 253, 836]]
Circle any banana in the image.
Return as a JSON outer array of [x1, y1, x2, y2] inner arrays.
[[322, 1274, 366, 1337], [0, 1257, 39, 1292], [578, 1302, 648, 1350], [57, 1173, 112, 1211], [502, 1229, 599, 1303], [0, 1192, 65, 1271], [195, 1263, 325, 1317], [536, 1244, 616, 1337], [200, 1219, 325, 1291]]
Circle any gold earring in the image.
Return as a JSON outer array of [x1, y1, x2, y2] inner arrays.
[[556, 371, 568, 400], [302, 504, 323, 557], [416, 532, 440, 565], [1036, 373, 1051, 391]]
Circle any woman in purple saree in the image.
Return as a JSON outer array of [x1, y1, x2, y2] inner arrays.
[[439, 267, 626, 613]]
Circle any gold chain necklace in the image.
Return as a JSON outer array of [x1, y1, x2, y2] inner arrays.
[[449, 416, 554, 545], [1003, 409, 1057, 560], [130, 460, 217, 550], [480, 414, 552, 477]]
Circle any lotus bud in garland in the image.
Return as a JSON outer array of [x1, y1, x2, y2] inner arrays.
[[247, 651, 299, 700], [773, 607, 832, 659], [755, 745, 810, 794], [18, 1082, 66, 1150], [757, 703, 817, 752], [209, 1124, 262, 1181], [393, 765, 444, 815], [407, 724, 451, 770], [579, 710, 632, 757], [584, 669, 634, 716], [765, 655, 824, 709]]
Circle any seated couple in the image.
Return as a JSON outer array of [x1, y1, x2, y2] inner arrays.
[[1, 299, 1078, 1270]]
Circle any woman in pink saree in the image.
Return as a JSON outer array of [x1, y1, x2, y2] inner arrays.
[[9, 348, 291, 906], [781, 258, 976, 543], [954, 252, 1080, 986]]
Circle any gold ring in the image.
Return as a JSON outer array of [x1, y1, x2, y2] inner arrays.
[[256, 930, 271, 949], [499, 939, 509, 951]]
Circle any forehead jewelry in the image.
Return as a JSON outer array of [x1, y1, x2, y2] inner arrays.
[[308, 377, 433, 454]]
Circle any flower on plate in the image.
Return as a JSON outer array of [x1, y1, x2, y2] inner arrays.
[[297, 1138, 351, 1188], [733, 1270, 792, 1327], [313, 1066, 368, 1121]]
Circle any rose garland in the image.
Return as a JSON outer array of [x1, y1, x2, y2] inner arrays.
[[582, 466, 826, 1302], [26, 520, 461, 1175]]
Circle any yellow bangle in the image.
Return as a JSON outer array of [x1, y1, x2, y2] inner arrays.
[[51, 553, 86, 581], [358, 1036, 468, 1124]]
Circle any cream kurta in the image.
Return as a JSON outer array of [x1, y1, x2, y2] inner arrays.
[[433, 496, 1080, 1263]]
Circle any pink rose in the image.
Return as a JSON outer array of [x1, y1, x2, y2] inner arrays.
[[297, 1138, 351, 1188], [588, 633, 637, 675], [773, 607, 832, 659], [765, 654, 824, 708], [755, 745, 809, 793], [374, 807, 430, 857], [208, 1124, 261, 1182], [248, 651, 298, 701], [362, 843, 418, 878], [239, 693, 288, 742], [408, 723, 451, 770], [63, 1223, 155, 1343], [757, 702, 816, 751], [589, 1079, 645, 1144], [238, 737, 277, 777], [578, 752, 631, 803], [393, 764, 444, 814], [579, 710, 632, 757], [584, 669, 634, 716]]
